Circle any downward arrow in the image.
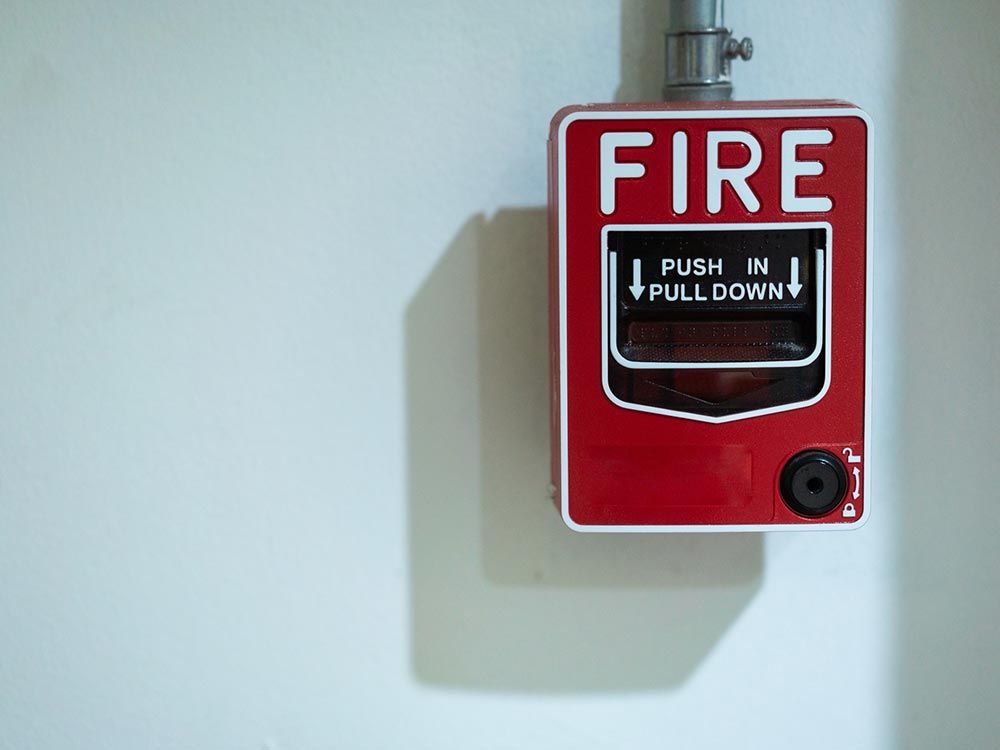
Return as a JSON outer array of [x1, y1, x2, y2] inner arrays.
[[629, 258, 645, 300], [787, 256, 803, 299], [852, 467, 861, 500]]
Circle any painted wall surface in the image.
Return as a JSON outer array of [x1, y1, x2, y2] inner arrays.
[[0, 1, 996, 748]]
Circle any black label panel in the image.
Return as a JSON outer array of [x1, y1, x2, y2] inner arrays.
[[609, 229, 820, 314]]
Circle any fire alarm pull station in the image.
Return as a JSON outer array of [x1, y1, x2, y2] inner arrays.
[[547, 8, 872, 531]]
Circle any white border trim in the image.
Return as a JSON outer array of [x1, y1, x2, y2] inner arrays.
[[556, 106, 874, 532], [604, 230, 829, 424]]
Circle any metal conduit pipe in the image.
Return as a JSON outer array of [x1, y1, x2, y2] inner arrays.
[[663, 0, 753, 101]]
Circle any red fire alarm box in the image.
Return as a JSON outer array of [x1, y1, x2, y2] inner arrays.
[[548, 101, 872, 531]]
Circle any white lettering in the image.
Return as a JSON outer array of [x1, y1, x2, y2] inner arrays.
[[672, 131, 688, 214], [707, 131, 762, 214], [781, 129, 833, 213], [600, 131, 653, 215], [660, 257, 724, 276]]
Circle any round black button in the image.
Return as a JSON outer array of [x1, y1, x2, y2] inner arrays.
[[780, 450, 848, 517]]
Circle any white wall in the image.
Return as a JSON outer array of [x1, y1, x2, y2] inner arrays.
[[0, 1, 996, 748]]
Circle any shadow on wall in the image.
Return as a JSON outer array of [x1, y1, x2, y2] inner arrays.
[[895, 0, 1000, 746], [616, 0, 669, 102], [405, 0, 762, 693], [405, 209, 762, 692]]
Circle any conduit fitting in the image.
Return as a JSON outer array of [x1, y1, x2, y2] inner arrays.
[[663, 0, 753, 102]]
